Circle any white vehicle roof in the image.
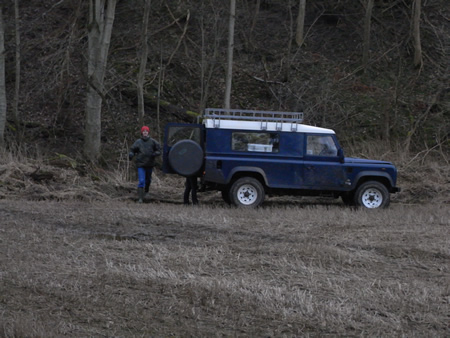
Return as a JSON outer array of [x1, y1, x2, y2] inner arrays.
[[203, 108, 335, 134], [204, 119, 335, 134]]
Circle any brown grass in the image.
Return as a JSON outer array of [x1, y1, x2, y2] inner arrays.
[[1, 199, 449, 337], [0, 148, 449, 336]]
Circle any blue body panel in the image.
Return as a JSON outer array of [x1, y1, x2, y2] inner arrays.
[[205, 128, 306, 188], [163, 122, 399, 195]]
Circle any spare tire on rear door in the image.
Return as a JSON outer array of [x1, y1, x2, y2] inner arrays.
[[168, 139, 204, 177]]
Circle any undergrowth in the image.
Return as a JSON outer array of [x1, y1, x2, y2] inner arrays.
[[1, 143, 449, 205]]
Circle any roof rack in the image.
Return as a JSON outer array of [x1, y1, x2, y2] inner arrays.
[[204, 108, 304, 131]]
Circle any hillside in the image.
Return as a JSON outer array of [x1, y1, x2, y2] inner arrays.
[[0, 0, 448, 165], [1, 3, 449, 335]]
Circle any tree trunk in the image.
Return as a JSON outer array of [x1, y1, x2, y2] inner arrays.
[[84, 0, 117, 162], [248, 0, 260, 49], [137, 0, 151, 127], [362, 0, 374, 71], [0, 6, 6, 147], [412, 0, 422, 67], [199, 2, 220, 114], [13, 0, 20, 124], [224, 0, 236, 110], [295, 0, 306, 47], [285, 0, 294, 82]]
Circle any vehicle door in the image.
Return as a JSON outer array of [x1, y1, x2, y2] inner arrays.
[[221, 131, 304, 188], [162, 123, 204, 174], [302, 134, 346, 190]]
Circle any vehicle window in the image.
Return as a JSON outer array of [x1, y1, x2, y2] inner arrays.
[[306, 135, 337, 156], [168, 126, 201, 146], [232, 132, 279, 153]]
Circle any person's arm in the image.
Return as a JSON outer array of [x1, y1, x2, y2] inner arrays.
[[129, 140, 139, 160], [153, 140, 161, 157]]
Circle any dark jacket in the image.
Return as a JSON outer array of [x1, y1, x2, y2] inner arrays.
[[129, 136, 161, 168]]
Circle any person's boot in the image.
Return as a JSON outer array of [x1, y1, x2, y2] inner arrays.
[[137, 187, 144, 203], [144, 184, 150, 199]]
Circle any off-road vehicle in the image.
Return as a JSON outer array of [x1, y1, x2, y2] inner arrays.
[[162, 108, 400, 208]]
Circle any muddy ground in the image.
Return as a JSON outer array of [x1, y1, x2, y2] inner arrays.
[[1, 174, 449, 337], [1, 158, 449, 336]]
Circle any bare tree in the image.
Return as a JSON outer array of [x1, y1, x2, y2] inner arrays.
[[137, 0, 151, 127], [247, 0, 260, 49], [285, 0, 295, 82], [0, 5, 6, 147], [224, 0, 235, 110], [412, 0, 422, 68], [157, 4, 190, 137], [295, 0, 306, 47], [198, 1, 222, 114], [362, 0, 374, 71], [13, 0, 20, 124], [84, 0, 117, 162]]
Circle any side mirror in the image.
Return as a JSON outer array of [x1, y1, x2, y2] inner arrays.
[[337, 148, 345, 163]]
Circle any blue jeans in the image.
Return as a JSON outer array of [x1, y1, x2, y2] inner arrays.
[[137, 167, 153, 189]]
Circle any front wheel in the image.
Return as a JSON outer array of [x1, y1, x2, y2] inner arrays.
[[354, 181, 390, 209], [230, 177, 265, 208]]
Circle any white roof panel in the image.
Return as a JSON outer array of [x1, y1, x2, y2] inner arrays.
[[204, 119, 335, 134]]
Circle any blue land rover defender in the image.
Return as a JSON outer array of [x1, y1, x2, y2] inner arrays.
[[163, 108, 400, 208]]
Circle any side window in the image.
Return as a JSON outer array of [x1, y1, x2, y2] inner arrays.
[[232, 132, 279, 153], [168, 126, 201, 146], [306, 135, 337, 156]]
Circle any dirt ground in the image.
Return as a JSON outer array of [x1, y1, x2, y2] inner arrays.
[[0, 157, 449, 336], [1, 178, 449, 336]]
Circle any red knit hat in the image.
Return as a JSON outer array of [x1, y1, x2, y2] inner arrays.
[[141, 126, 149, 133]]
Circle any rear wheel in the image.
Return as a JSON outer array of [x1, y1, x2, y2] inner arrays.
[[221, 189, 231, 204], [355, 181, 390, 209], [341, 194, 355, 206], [230, 177, 265, 208]]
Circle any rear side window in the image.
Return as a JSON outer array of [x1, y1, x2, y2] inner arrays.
[[167, 126, 201, 146], [306, 135, 337, 156], [232, 132, 279, 153]]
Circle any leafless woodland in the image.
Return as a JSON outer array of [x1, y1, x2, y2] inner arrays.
[[0, 0, 449, 335]]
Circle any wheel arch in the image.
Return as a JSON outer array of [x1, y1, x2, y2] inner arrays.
[[227, 167, 268, 189], [352, 172, 393, 192]]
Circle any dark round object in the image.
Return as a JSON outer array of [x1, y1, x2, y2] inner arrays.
[[168, 140, 204, 177]]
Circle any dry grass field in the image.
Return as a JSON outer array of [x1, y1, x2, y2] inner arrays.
[[0, 152, 449, 337]]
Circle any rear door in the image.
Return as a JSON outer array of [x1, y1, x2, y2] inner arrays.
[[162, 123, 204, 174]]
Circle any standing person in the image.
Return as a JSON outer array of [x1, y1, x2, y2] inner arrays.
[[183, 176, 199, 205], [129, 126, 161, 203]]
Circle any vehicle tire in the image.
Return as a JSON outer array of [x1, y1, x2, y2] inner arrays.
[[341, 194, 355, 206], [354, 181, 390, 209], [230, 177, 265, 208], [168, 140, 204, 177], [221, 189, 231, 204]]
